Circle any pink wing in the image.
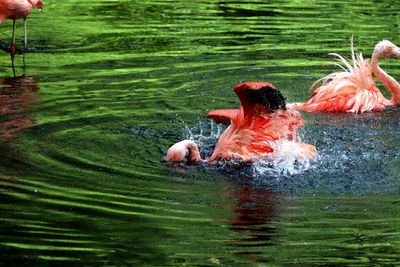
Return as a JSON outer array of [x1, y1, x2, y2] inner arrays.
[[300, 46, 387, 113], [247, 108, 304, 142], [207, 109, 239, 123], [299, 84, 356, 111], [208, 108, 304, 161], [299, 83, 386, 113]]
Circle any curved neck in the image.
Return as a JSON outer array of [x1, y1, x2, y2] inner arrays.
[[371, 51, 400, 104], [186, 141, 201, 162], [27, 0, 35, 7]]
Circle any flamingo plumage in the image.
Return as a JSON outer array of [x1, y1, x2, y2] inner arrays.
[[298, 39, 400, 113], [0, 0, 43, 54], [166, 82, 316, 163]]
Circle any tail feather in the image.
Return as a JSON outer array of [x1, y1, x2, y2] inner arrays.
[[302, 39, 384, 113]]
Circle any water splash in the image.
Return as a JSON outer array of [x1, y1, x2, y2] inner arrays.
[[179, 119, 314, 177], [173, 107, 400, 194], [251, 152, 313, 178], [180, 118, 224, 159]]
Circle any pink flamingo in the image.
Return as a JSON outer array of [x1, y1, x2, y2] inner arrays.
[[166, 82, 316, 163], [0, 0, 43, 54], [297, 40, 400, 113]]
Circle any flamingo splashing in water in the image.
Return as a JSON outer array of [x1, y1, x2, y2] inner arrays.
[[298, 39, 400, 113], [166, 82, 316, 163], [0, 0, 43, 54]]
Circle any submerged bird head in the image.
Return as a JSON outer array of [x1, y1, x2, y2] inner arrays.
[[375, 40, 400, 58], [233, 82, 287, 113]]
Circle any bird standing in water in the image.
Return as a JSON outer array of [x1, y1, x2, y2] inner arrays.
[[166, 82, 316, 164], [0, 0, 43, 54], [298, 39, 400, 113]]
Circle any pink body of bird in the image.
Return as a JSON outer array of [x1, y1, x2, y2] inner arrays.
[[166, 82, 316, 163], [0, 0, 43, 53], [298, 40, 400, 113], [0, 0, 41, 21]]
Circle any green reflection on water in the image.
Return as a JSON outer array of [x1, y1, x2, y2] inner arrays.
[[0, 0, 399, 265]]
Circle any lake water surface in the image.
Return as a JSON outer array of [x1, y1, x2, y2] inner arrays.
[[0, 0, 399, 265]]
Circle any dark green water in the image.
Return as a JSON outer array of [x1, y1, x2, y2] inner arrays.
[[0, 0, 399, 265]]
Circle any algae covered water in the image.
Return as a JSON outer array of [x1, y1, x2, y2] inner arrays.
[[0, 0, 399, 265]]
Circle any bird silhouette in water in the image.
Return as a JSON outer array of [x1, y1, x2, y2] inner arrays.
[[297, 39, 400, 113], [0, 0, 43, 54], [166, 82, 316, 164], [0, 75, 40, 141]]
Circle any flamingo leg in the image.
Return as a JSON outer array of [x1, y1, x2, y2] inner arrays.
[[24, 18, 28, 50], [10, 54, 16, 77], [10, 19, 17, 54]]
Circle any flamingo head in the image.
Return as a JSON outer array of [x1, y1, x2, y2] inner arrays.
[[375, 40, 400, 59], [27, 0, 43, 11], [233, 82, 287, 113], [34, 0, 43, 11]]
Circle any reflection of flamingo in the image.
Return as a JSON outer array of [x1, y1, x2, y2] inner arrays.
[[166, 82, 316, 163], [0, 0, 43, 54], [218, 183, 282, 263], [298, 40, 400, 113], [0, 75, 39, 140]]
